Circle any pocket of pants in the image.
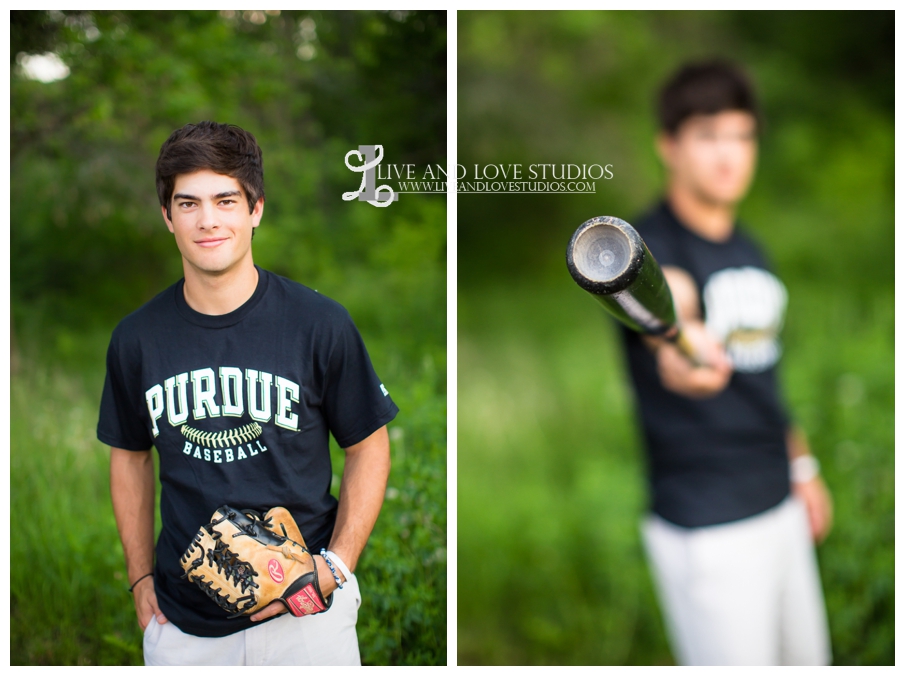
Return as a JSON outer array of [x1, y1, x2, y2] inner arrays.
[[350, 573, 361, 610], [142, 615, 162, 656], [337, 572, 362, 611]]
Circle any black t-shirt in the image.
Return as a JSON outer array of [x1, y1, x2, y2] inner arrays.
[[98, 267, 398, 637], [621, 202, 791, 528]]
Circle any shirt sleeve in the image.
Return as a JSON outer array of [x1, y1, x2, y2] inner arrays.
[[97, 332, 153, 451], [321, 312, 399, 449]]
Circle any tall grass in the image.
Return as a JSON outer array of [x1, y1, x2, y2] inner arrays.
[[457, 278, 893, 665], [10, 327, 446, 665], [11, 362, 143, 665]]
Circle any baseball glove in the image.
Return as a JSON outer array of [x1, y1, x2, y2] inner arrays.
[[180, 505, 333, 619]]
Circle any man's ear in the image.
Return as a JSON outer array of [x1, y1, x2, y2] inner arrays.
[[251, 197, 265, 226], [161, 205, 175, 233], [655, 132, 676, 170]]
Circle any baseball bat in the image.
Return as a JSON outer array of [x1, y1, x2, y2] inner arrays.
[[566, 215, 699, 362]]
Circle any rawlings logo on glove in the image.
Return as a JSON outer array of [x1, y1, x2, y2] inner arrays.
[[180, 505, 333, 619]]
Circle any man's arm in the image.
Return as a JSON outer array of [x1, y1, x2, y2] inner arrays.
[[251, 425, 391, 621], [110, 447, 168, 629], [643, 265, 733, 397], [787, 426, 833, 542], [327, 424, 392, 572]]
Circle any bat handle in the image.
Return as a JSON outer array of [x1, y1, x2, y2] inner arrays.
[[672, 329, 704, 368]]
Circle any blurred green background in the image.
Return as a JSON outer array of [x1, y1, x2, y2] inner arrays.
[[10, 10, 446, 666], [457, 10, 893, 665]]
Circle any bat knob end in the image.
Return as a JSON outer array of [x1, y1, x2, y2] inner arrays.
[[566, 215, 643, 293]]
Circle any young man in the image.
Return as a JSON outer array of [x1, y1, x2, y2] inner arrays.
[[98, 122, 398, 665], [620, 62, 832, 665]]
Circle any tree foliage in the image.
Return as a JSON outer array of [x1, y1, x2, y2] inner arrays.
[[12, 10, 446, 341]]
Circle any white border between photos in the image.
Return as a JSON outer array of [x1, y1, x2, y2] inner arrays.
[[446, 10, 458, 668]]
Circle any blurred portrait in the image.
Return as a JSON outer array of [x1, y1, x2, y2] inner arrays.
[[457, 10, 893, 666], [10, 10, 446, 666]]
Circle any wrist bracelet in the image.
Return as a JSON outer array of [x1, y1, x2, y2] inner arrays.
[[790, 455, 820, 484], [320, 549, 344, 589], [128, 572, 153, 593]]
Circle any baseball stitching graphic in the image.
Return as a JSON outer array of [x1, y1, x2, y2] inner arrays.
[[181, 422, 263, 449]]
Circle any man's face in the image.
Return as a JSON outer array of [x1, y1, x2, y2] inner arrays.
[[162, 169, 263, 277], [658, 110, 758, 207]]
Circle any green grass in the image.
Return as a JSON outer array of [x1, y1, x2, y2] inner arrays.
[[10, 327, 446, 666], [457, 277, 893, 665], [10, 363, 143, 665]]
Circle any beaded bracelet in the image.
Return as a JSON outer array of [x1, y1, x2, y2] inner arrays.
[[320, 549, 344, 589], [128, 572, 153, 593]]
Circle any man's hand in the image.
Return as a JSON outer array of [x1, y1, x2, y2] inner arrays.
[[248, 600, 287, 622], [132, 576, 168, 630], [248, 425, 389, 623], [786, 428, 832, 543], [249, 555, 342, 622], [110, 447, 160, 631], [653, 321, 733, 398], [313, 554, 342, 599], [793, 475, 833, 543], [648, 266, 733, 398]]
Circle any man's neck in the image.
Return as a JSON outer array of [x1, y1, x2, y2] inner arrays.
[[666, 183, 736, 242], [182, 260, 259, 315]]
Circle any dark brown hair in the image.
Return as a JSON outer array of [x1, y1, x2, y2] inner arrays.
[[156, 121, 264, 219], [658, 61, 761, 135]]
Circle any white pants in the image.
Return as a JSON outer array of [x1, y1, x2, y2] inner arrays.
[[641, 496, 831, 666], [143, 573, 362, 666]]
